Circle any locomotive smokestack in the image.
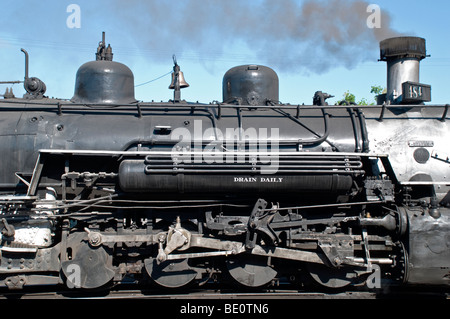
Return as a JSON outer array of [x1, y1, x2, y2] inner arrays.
[[379, 37, 431, 105]]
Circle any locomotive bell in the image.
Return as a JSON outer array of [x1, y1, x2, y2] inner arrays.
[[169, 70, 189, 89], [169, 55, 189, 90], [169, 55, 189, 102]]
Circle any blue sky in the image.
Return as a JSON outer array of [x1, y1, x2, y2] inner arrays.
[[1, 0, 449, 105]]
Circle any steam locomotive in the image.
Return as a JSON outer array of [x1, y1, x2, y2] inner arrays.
[[0, 33, 448, 292]]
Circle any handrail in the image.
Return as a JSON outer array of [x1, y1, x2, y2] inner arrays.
[[0, 99, 448, 121]]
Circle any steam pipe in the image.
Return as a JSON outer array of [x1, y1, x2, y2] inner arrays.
[[21, 48, 29, 80]]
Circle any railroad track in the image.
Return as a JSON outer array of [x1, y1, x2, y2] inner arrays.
[[1, 287, 447, 319], [0, 287, 448, 300]]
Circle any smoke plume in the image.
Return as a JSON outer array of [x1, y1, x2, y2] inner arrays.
[[113, 0, 401, 74]]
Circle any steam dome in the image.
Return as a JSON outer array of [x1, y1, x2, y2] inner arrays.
[[223, 65, 279, 106], [71, 33, 136, 105], [72, 60, 136, 105]]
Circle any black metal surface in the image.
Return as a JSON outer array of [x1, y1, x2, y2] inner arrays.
[[402, 81, 432, 102], [144, 258, 197, 288], [0, 102, 365, 190], [71, 33, 135, 104], [118, 157, 357, 194], [0, 33, 448, 296], [71, 60, 136, 104], [222, 65, 279, 105], [380, 36, 427, 61]]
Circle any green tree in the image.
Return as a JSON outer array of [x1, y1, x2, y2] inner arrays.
[[370, 85, 384, 96], [343, 91, 356, 104], [336, 85, 385, 106]]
